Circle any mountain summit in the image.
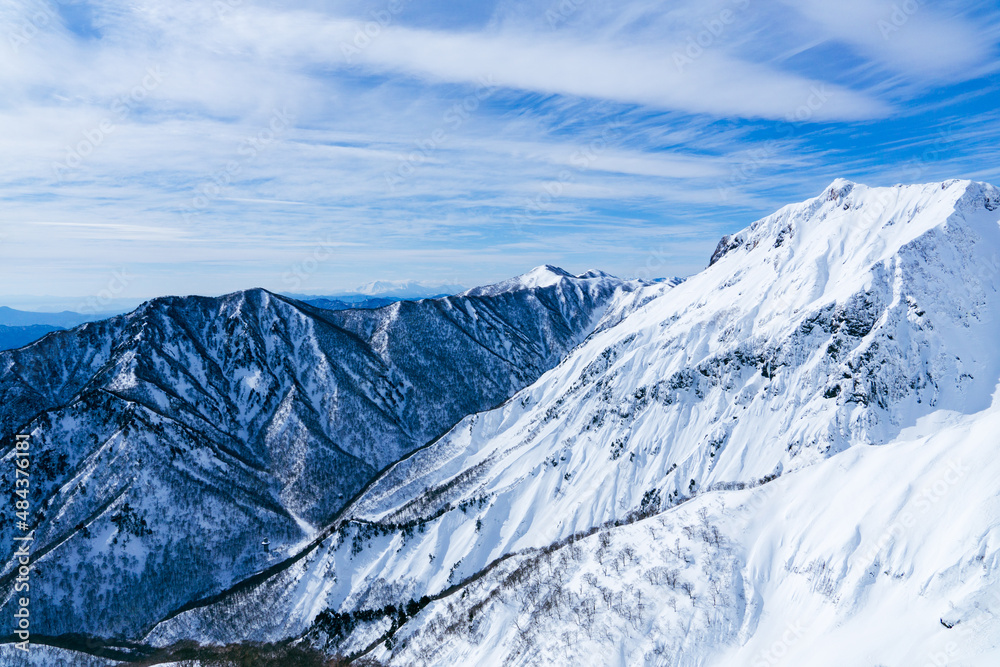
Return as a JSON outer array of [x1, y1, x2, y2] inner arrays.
[[0, 271, 650, 639], [143, 180, 1000, 666], [352, 279, 467, 299], [4, 181, 1000, 666]]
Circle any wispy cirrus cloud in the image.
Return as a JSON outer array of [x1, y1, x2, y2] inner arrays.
[[0, 0, 998, 305]]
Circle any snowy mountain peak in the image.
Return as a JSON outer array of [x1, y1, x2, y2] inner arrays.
[[823, 177, 856, 199], [462, 264, 624, 297], [711, 179, 999, 269], [0, 268, 637, 639], [953, 178, 1000, 213], [352, 279, 466, 298], [522, 264, 575, 282], [576, 269, 614, 279], [141, 179, 1000, 665], [809, 178, 1000, 222], [17, 180, 1000, 666]]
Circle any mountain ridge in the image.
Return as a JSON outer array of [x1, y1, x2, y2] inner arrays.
[[4, 180, 1000, 665], [0, 272, 650, 639], [140, 179, 1000, 666]]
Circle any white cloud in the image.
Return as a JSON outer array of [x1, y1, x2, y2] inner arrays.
[[201, 8, 887, 122], [0, 0, 997, 302], [775, 0, 998, 79]]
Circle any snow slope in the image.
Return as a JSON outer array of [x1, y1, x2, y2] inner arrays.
[[0, 268, 642, 639], [146, 179, 1000, 665], [377, 385, 1000, 666]]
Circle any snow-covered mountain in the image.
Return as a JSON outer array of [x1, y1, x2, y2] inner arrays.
[[0, 268, 641, 640], [141, 179, 1000, 665], [375, 396, 1000, 667], [353, 279, 467, 299]]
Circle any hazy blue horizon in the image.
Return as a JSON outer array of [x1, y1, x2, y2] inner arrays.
[[2, 0, 999, 304]]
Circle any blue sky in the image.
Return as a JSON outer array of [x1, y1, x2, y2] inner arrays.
[[1, 0, 999, 308]]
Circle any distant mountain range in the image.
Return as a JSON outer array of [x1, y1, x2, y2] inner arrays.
[[283, 277, 468, 304], [3, 180, 1000, 666], [301, 296, 404, 311], [0, 324, 63, 351], [352, 279, 467, 299], [0, 306, 107, 329], [0, 307, 118, 351], [0, 267, 648, 640]]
